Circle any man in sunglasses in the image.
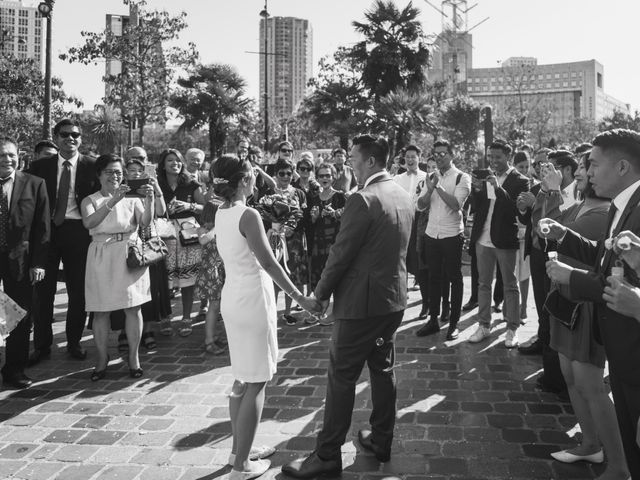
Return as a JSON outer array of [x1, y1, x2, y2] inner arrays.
[[27, 119, 99, 365]]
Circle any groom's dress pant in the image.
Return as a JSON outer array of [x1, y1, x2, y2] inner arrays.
[[316, 311, 404, 460]]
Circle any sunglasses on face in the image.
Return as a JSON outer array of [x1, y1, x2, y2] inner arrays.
[[297, 166, 311, 172], [280, 148, 293, 153], [317, 173, 332, 179], [433, 151, 448, 158], [277, 171, 293, 177], [59, 131, 81, 139]]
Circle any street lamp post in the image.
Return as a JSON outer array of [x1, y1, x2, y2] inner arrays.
[[38, 0, 54, 140], [260, 1, 269, 151]]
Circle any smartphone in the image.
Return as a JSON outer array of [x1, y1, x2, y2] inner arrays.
[[144, 163, 157, 179], [472, 168, 491, 180], [125, 177, 150, 197]]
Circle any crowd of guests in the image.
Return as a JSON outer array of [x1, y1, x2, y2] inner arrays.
[[2, 117, 640, 479]]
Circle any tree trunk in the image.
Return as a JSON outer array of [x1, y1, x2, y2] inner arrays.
[[138, 117, 145, 146]]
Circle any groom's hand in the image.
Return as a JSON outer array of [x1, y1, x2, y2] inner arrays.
[[316, 298, 330, 315]]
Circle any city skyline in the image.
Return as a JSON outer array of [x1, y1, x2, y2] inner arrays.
[[13, 0, 640, 115]]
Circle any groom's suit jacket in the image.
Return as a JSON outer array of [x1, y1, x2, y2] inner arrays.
[[315, 171, 414, 319]]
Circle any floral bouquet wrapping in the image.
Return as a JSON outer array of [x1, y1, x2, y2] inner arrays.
[[255, 193, 303, 271], [0, 291, 27, 346]]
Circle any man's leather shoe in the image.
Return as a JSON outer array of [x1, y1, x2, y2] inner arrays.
[[2, 372, 33, 389], [462, 300, 478, 311], [518, 339, 542, 355], [492, 303, 502, 313], [415, 320, 440, 337], [27, 348, 51, 367], [357, 429, 391, 462], [439, 306, 450, 323], [67, 345, 87, 360], [446, 326, 459, 341], [281, 451, 342, 479], [418, 306, 429, 319]]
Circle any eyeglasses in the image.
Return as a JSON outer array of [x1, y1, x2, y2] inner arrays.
[[317, 174, 332, 179], [58, 131, 81, 139], [433, 151, 448, 158], [277, 171, 293, 177], [280, 148, 293, 153], [297, 166, 311, 172], [102, 169, 123, 177]]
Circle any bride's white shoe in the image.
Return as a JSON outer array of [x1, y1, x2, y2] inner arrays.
[[550, 449, 604, 464], [228, 445, 276, 466], [228, 459, 270, 480]]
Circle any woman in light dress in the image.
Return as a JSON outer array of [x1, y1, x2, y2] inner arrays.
[[212, 155, 318, 480], [81, 154, 154, 381]]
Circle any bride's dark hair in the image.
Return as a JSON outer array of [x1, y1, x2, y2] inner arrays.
[[211, 155, 252, 201]]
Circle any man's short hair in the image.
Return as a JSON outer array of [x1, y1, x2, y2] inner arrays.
[[332, 148, 346, 157], [34, 139, 58, 155], [520, 144, 533, 152], [592, 129, 640, 170], [548, 149, 578, 174], [489, 139, 512, 155], [352, 135, 389, 168], [278, 141, 294, 151], [405, 144, 422, 155], [433, 139, 452, 153], [574, 142, 592, 155], [513, 151, 530, 165], [53, 118, 81, 137]]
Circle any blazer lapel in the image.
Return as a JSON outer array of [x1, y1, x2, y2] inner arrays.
[[9, 171, 27, 213], [602, 184, 640, 273]]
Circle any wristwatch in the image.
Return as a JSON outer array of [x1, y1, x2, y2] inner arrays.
[[190, 202, 196, 212]]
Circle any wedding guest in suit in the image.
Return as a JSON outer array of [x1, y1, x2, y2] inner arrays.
[[544, 129, 640, 478], [468, 140, 529, 348], [282, 135, 414, 478], [28, 119, 99, 365], [0, 137, 49, 389]]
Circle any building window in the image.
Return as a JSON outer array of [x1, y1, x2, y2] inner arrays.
[[597, 72, 603, 88], [554, 73, 560, 79], [562, 81, 568, 87], [571, 72, 577, 78], [538, 74, 543, 80], [546, 73, 551, 79], [563, 72, 569, 78]]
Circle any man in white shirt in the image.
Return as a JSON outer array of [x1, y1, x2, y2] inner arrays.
[[415, 140, 470, 340], [394, 145, 427, 306]]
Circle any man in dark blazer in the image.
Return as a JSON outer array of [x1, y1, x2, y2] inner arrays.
[[0, 138, 50, 389], [544, 129, 640, 478], [282, 135, 414, 478], [27, 119, 98, 364], [468, 140, 529, 348]]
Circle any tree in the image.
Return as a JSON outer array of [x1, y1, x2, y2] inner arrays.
[[599, 109, 640, 131], [78, 106, 124, 155], [438, 95, 481, 160], [60, 0, 197, 145], [349, 0, 429, 100], [376, 88, 436, 153], [0, 54, 81, 147], [560, 117, 599, 146], [297, 47, 370, 149], [170, 63, 252, 157]]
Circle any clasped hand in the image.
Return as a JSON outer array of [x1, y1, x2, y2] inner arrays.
[[296, 295, 329, 316]]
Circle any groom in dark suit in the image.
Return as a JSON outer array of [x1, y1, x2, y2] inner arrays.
[[544, 129, 640, 478], [0, 138, 50, 388], [27, 119, 98, 364], [283, 135, 414, 478]]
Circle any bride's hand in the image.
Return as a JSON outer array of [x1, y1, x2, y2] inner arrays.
[[296, 295, 324, 315]]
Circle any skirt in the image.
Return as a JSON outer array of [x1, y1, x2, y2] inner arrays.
[[165, 237, 201, 288]]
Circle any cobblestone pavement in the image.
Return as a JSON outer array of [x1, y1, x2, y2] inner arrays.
[[0, 276, 606, 480]]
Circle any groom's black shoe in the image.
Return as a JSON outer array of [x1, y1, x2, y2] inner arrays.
[[281, 451, 342, 478], [357, 429, 391, 462]]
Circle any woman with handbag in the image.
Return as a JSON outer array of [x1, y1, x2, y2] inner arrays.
[[81, 154, 154, 381], [114, 155, 170, 352], [540, 152, 629, 479], [157, 149, 205, 337]]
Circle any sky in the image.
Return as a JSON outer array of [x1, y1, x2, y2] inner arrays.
[[34, 0, 640, 112]]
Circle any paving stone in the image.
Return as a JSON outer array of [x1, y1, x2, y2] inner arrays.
[[139, 465, 186, 480], [92, 465, 143, 479], [13, 462, 66, 480], [72, 415, 112, 429], [43, 429, 86, 444], [77, 430, 127, 445], [0, 443, 39, 459], [52, 445, 100, 462]]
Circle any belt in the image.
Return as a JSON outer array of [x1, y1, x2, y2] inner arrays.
[[91, 232, 136, 243]]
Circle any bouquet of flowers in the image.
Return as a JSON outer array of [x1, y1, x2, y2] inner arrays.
[[255, 193, 304, 270], [0, 291, 27, 346]]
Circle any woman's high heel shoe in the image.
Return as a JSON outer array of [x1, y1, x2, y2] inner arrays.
[[129, 368, 143, 379], [90, 355, 110, 382]]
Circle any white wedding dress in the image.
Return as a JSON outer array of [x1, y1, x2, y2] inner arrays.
[[215, 204, 278, 382]]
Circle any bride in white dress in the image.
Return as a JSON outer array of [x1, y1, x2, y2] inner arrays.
[[212, 155, 319, 480]]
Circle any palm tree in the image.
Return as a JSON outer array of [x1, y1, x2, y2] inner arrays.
[[349, 0, 429, 100], [377, 88, 436, 153], [89, 105, 122, 154], [171, 63, 251, 157]]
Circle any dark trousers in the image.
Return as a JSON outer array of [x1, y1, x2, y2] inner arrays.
[[33, 220, 89, 351], [316, 311, 404, 460], [0, 253, 32, 376], [469, 241, 503, 305], [426, 234, 463, 325], [608, 370, 640, 478]]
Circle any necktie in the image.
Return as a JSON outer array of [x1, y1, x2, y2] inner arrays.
[[53, 161, 71, 227], [0, 177, 10, 250], [606, 203, 618, 237]]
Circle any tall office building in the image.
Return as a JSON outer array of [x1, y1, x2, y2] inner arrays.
[[259, 16, 313, 122], [0, 0, 43, 69], [105, 13, 134, 79]]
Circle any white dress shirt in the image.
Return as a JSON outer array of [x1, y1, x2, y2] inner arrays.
[[394, 169, 426, 206], [0, 171, 16, 205], [478, 168, 513, 249], [57, 152, 82, 220], [363, 170, 387, 189], [424, 166, 471, 239]]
